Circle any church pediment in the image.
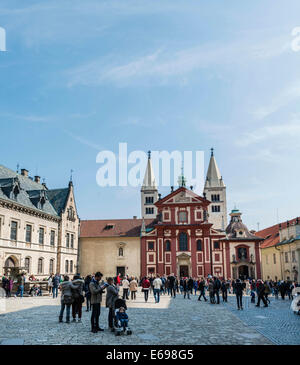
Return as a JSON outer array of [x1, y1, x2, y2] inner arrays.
[[157, 187, 206, 206]]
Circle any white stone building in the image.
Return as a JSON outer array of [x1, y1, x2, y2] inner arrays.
[[0, 165, 80, 279]]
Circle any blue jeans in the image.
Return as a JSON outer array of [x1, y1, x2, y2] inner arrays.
[[153, 289, 160, 303], [120, 319, 128, 329], [59, 302, 71, 322], [16, 285, 24, 297], [53, 286, 58, 298]]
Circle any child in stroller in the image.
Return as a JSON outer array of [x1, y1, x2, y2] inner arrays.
[[114, 298, 132, 335]]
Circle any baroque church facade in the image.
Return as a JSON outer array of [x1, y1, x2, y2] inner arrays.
[[80, 149, 263, 280], [0, 165, 80, 279]]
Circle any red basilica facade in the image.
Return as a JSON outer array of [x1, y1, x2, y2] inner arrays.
[[141, 186, 228, 278]]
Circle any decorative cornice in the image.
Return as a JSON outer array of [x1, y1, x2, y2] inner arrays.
[[0, 198, 60, 223]]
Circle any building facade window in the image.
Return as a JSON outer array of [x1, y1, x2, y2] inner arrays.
[[49, 259, 54, 274], [119, 247, 124, 256], [212, 206, 221, 213], [148, 241, 154, 251], [71, 234, 74, 248], [145, 207, 154, 215], [292, 251, 296, 262], [179, 232, 188, 251], [165, 240, 171, 251], [66, 233, 70, 248], [285, 252, 289, 263], [25, 224, 32, 243], [273, 253, 276, 264], [65, 260, 69, 273], [50, 230, 55, 246], [70, 260, 73, 273], [10, 221, 18, 240], [196, 239, 202, 251], [211, 194, 220, 202], [25, 257, 30, 273], [178, 211, 188, 223], [38, 258, 43, 274], [145, 196, 154, 204], [39, 227, 44, 245], [214, 241, 220, 250]]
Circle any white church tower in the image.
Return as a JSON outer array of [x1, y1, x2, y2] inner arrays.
[[203, 148, 227, 231], [141, 151, 158, 219]]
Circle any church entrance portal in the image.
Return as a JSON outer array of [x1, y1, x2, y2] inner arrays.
[[238, 265, 249, 280]]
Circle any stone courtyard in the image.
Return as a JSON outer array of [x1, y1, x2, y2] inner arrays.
[[0, 291, 299, 345]]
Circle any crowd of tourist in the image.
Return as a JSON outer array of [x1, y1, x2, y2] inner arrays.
[[1, 271, 299, 333]]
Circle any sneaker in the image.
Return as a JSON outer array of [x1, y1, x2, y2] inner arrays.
[[59, 319, 63, 323], [72, 318, 76, 322]]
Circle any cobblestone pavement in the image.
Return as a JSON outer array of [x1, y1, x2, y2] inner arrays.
[[222, 294, 300, 345], [0, 290, 298, 345]]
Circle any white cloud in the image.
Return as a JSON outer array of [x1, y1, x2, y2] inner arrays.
[[66, 35, 290, 87], [236, 118, 300, 147]]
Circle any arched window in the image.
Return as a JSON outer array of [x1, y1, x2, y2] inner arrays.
[[49, 259, 54, 274], [119, 247, 123, 257], [70, 260, 73, 273], [25, 257, 31, 273], [65, 260, 69, 273], [196, 239, 202, 251], [38, 258, 43, 274], [165, 240, 171, 251], [179, 232, 188, 251]]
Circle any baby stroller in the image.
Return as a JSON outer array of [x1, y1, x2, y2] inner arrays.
[[114, 298, 132, 336]]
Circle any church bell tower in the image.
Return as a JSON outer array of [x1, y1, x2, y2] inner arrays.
[[203, 148, 227, 231], [141, 151, 158, 219]]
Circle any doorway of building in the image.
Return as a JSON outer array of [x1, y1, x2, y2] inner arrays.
[[116, 266, 125, 278], [180, 265, 189, 277], [238, 265, 249, 280]]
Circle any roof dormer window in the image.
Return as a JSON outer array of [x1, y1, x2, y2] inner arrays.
[[104, 224, 114, 230]]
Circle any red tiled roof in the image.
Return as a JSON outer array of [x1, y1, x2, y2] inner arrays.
[[256, 217, 299, 248], [80, 218, 154, 238]]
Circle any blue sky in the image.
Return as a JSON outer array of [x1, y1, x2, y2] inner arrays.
[[1, 0, 300, 230]]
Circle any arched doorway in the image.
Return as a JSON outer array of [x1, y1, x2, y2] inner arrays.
[[5, 256, 17, 268], [238, 265, 249, 280]]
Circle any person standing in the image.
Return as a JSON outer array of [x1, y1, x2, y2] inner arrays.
[[221, 280, 228, 302], [264, 281, 271, 304], [193, 279, 198, 296], [256, 280, 268, 307], [52, 273, 60, 299], [106, 277, 119, 332], [142, 277, 150, 302], [15, 273, 25, 298], [235, 278, 245, 310], [208, 279, 215, 303], [168, 274, 176, 298], [84, 275, 92, 311], [122, 276, 130, 300], [71, 275, 85, 322], [153, 274, 162, 303], [213, 276, 221, 304], [183, 278, 190, 299], [48, 274, 54, 295], [129, 277, 138, 300], [89, 272, 106, 333], [59, 275, 78, 323], [198, 278, 207, 301]]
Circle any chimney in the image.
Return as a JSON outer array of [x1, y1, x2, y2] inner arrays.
[[21, 169, 29, 177], [171, 186, 174, 192], [34, 176, 40, 184]]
